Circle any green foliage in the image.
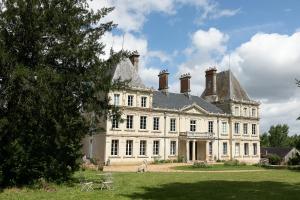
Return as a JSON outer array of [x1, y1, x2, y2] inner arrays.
[[267, 154, 282, 165], [223, 159, 246, 166], [192, 161, 211, 168], [288, 152, 300, 166], [260, 133, 270, 147], [268, 124, 289, 147], [0, 0, 127, 186]]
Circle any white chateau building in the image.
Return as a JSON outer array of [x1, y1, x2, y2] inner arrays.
[[82, 52, 261, 165]]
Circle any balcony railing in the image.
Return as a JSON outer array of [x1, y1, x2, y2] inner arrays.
[[179, 131, 215, 139]]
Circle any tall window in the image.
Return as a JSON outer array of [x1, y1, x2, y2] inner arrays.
[[234, 123, 240, 134], [153, 141, 159, 155], [140, 116, 147, 129], [209, 142, 213, 155], [170, 118, 176, 132], [190, 120, 196, 132], [243, 108, 248, 117], [234, 107, 239, 116], [127, 95, 133, 106], [111, 140, 118, 156], [141, 97, 147, 107], [112, 115, 119, 129], [140, 140, 146, 156], [126, 115, 133, 129], [244, 143, 249, 156], [235, 143, 240, 156], [126, 140, 133, 156], [243, 123, 248, 135], [253, 143, 257, 155], [153, 117, 159, 131], [252, 108, 256, 117], [223, 142, 228, 155], [170, 141, 176, 155], [208, 121, 214, 133], [252, 124, 257, 135], [222, 122, 227, 134], [114, 94, 120, 106]]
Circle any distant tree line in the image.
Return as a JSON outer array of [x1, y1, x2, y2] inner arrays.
[[260, 124, 300, 150]]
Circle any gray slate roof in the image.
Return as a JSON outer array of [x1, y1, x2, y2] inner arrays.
[[261, 147, 294, 158], [111, 58, 147, 89], [153, 91, 224, 114]]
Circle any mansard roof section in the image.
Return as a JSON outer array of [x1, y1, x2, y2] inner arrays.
[[216, 70, 251, 102], [153, 91, 224, 114], [111, 58, 148, 89]]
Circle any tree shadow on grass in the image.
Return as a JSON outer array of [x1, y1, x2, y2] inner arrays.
[[123, 180, 300, 200]]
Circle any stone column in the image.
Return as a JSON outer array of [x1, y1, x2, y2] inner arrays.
[[186, 140, 189, 162], [192, 140, 196, 161], [206, 141, 209, 161]]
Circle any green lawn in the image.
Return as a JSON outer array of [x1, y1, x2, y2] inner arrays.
[[174, 164, 263, 171], [1, 169, 300, 200]]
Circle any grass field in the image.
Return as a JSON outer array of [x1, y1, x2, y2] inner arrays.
[[1, 169, 300, 200], [174, 164, 263, 171]]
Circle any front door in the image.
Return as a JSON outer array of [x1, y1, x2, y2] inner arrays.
[[189, 141, 198, 161]]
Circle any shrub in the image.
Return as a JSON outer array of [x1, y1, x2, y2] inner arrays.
[[224, 159, 239, 166], [192, 161, 211, 168], [288, 153, 300, 166], [267, 154, 282, 165], [287, 165, 300, 171]]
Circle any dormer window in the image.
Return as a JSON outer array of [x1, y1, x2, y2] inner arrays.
[[114, 94, 120, 106], [141, 97, 147, 107], [128, 95, 133, 106]]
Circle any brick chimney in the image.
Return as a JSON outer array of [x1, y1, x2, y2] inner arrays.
[[180, 73, 191, 94], [204, 67, 217, 96], [158, 69, 169, 93], [129, 50, 140, 72]]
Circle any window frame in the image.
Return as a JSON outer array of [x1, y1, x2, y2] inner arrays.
[[244, 143, 249, 156], [153, 117, 160, 131], [223, 142, 228, 155], [126, 115, 133, 129], [127, 95, 133, 106], [253, 143, 257, 155], [208, 121, 214, 133], [170, 141, 176, 155], [153, 140, 160, 155], [112, 115, 119, 129], [252, 124, 256, 135], [190, 120, 196, 132], [170, 118, 176, 132], [235, 143, 240, 156], [111, 140, 119, 156], [141, 96, 147, 108], [140, 116, 147, 130], [243, 123, 248, 135], [125, 140, 133, 156], [234, 122, 240, 134], [139, 140, 147, 156], [222, 122, 227, 134], [113, 94, 120, 106]]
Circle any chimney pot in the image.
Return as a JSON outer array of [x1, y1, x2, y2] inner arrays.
[[158, 69, 169, 93], [204, 67, 217, 96], [180, 73, 191, 94]]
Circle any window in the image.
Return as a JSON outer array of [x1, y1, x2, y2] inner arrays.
[[252, 108, 256, 117], [234, 123, 240, 134], [112, 115, 119, 129], [114, 94, 120, 106], [243, 123, 248, 135], [126, 115, 133, 129], [111, 140, 118, 156], [244, 143, 249, 156], [153, 117, 159, 131], [127, 95, 133, 106], [141, 97, 147, 107], [126, 140, 133, 156], [140, 116, 147, 129], [170, 141, 176, 155], [243, 108, 248, 117], [252, 124, 256, 135], [223, 142, 228, 155], [153, 141, 159, 155], [209, 142, 213, 155], [235, 143, 240, 156], [170, 118, 176, 132], [190, 120, 196, 132], [140, 140, 146, 156], [253, 143, 257, 155], [208, 121, 214, 133], [234, 107, 239, 116], [222, 122, 227, 134]]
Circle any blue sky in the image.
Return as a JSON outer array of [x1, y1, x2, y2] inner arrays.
[[90, 0, 300, 135]]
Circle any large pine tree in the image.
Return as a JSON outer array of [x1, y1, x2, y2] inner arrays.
[[0, 0, 125, 186]]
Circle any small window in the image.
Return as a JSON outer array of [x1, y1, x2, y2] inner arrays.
[[222, 122, 227, 134], [223, 142, 228, 155], [243, 108, 248, 117], [170, 141, 176, 155], [125, 140, 133, 156], [140, 140, 147, 156], [234, 123, 240, 134], [170, 118, 176, 132], [190, 120, 196, 132], [252, 124, 256, 135], [209, 142, 213, 155], [253, 143, 257, 155], [153, 141, 160, 155], [208, 121, 214, 133], [235, 143, 240, 156], [141, 97, 147, 107], [128, 95, 133, 106], [252, 108, 256, 117], [114, 94, 120, 106], [111, 140, 118, 156], [126, 115, 133, 129], [153, 117, 159, 131], [140, 116, 147, 129], [244, 143, 249, 156], [112, 115, 119, 129], [243, 123, 248, 135]]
